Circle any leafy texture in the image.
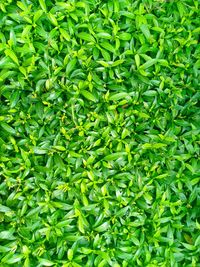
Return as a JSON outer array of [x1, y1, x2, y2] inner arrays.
[[0, 0, 199, 266]]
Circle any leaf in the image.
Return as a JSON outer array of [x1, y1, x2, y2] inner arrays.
[[103, 152, 127, 161], [181, 243, 196, 250], [0, 231, 16, 240], [52, 145, 66, 151], [140, 24, 151, 40], [139, 59, 157, 69], [143, 90, 157, 96], [33, 147, 48, 154], [97, 60, 110, 67], [154, 173, 168, 179], [39, 258, 55, 266], [109, 92, 129, 101], [0, 204, 12, 213], [78, 216, 85, 234], [96, 32, 112, 39], [81, 90, 97, 102], [142, 143, 167, 149], [66, 58, 77, 74], [111, 59, 125, 67], [60, 28, 70, 41], [135, 54, 140, 68], [194, 235, 200, 246], [0, 246, 10, 253], [5, 254, 23, 264], [48, 13, 58, 26], [81, 248, 93, 254], [77, 32, 95, 43], [94, 222, 109, 232], [0, 122, 16, 135], [100, 42, 115, 53], [67, 249, 73, 261], [4, 49, 19, 65], [118, 32, 132, 41], [34, 10, 43, 23], [39, 0, 47, 12]]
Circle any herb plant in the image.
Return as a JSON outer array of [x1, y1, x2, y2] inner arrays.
[[0, 0, 200, 266]]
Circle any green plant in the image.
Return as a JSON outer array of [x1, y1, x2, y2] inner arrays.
[[0, 0, 200, 266]]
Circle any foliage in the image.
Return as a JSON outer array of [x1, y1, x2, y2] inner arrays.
[[0, 0, 200, 266]]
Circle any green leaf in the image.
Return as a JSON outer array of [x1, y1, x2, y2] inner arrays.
[[94, 222, 109, 232], [66, 58, 77, 75], [39, 258, 55, 266], [33, 9, 43, 23], [111, 59, 125, 67], [60, 28, 70, 41], [48, 13, 58, 26], [103, 152, 127, 161], [0, 231, 16, 240], [67, 249, 73, 261], [39, 0, 47, 12], [81, 90, 97, 102], [135, 54, 140, 68], [97, 60, 110, 67], [77, 32, 95, 43], [0, 122, 16, 135], [139, 59, 157, 69], [181, 243, 196, 250], [5, 254, 23, 264], [100, 42, 115, 53], [33, 147, 48, 154], [4, 49, 19, 65], [0, 204, 12, 213], [96, 32, 112, 39], [140, 24, 151, 40], [118, 32, 132, 41], [109, 92, 129, 101]]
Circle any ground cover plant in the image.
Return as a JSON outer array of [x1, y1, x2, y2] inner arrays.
[[0, 0, 200, 266]]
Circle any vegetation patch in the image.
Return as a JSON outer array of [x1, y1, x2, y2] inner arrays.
[[0, 0, 200, 266]]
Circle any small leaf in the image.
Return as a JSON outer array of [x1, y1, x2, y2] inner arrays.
[[96, 32, 112, 39], [97, 60, 110, 67], [66, 58, 77, 75], [118, 32, 132, 41], [33, 147, 48, 154], [140, 59, 157, 69], [140, 24, 151, 40], [111, 59, 125, 67], [0, 122, 16, 135], [103, 152, 127, 161], [0, 204, 12, 213], [34, 9, 43, 23], [5, 254, 23, 264], [39, 258, 55, 266], [78, 216, 85, 234], [39, 0, 47, 12], [135, 54, 140, 68], [81, 248, 93, 254], [181, 243, 196, 250], [81, 90, 97, 102], [77, 32, 95, 43], [5, 49, 19, 65], [60, 28, 70, 41], [67, 249, 73, 261], [52, 146, 66, 151], [48, 13, 58, 26], [0, 231, 16, 240], [100, 42, 115, 53], [94, 222, 109, 232], [109, 92, 129, 101]]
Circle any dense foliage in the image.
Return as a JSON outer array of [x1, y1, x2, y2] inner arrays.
[[0, 0, 200, 266]]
